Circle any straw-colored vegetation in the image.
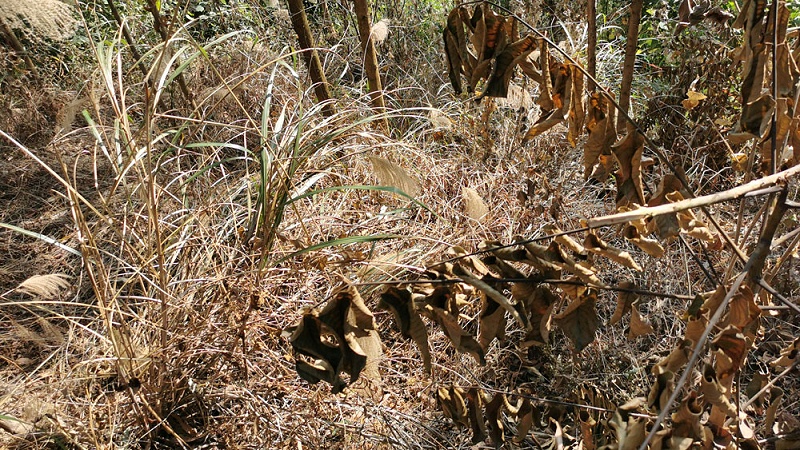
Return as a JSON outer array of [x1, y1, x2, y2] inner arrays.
[[1, 0, 798, 449]]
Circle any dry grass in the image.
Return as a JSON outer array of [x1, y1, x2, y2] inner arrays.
[[1, 2, 799, 449]]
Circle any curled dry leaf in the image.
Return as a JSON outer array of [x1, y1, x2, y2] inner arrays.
[[699, 364, 738, 419], [462, 186, 489, 221], [438, 386, 469, 427], [620, 206, 665, 257], [610, 281, 638, 326], [628, 301, 655, 339], [584, 232, 643, 271], [514, 398, 536, 444], [288, 285, 383, 393], [653, 339, 691, 375], [478, 294, 507, 351], [452, 262, 530, 331], [608, 399, 648, 450], [466, 387, 488, 443], [583, 92, 617, 180], [423, 299, 485, 365], [771, 337, 799, 369], [672, 391, 704, 441], [612, 131, 646, 208], [647, 370, 675, 412], [514, 283, 556, 347], [765, 387, 783, 434], [379, 287, 432, 373], [486, 393, 509, 446], [554, 289, 599, 353], [544, 224, 586, 255], [682, 89, 707, 111], [367, 155, 421, 197]]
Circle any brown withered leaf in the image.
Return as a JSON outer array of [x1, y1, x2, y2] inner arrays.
[[612, 131, 646, 208], [379, 287, 432, 373], [608, 399, 648, 450], [578, 410, 597, 450], [765, 387, 783, 433], [760, 98, 791, 175], [438, 386, 469, 427], [648, 370, 675, 412], [771, 337, 799, 369], [699, 364, 737, 419], [544, 224, 587, 255], [482, 34, 538, 98], [478, 295, 506, 351], [537, 40, 554, 111], [288, 285, 383, 393], [424, 303, 485, 364], [515, 284, 556, 346], [486, 393, 509, 446], [319, 286, 383, 383], [514, 398, 536, 443], [524, 241, 607, 288], [584, 232, 643, 271], [567, 68, 586, 147], [466, 387, 488, 443], [620, 207, 665, 257], [682, 89, 707, 111], [443, 6, 471, 94], [629, 301, 655, 339], [653, 339, 692, 375], [728, 284, 760, 330], [668, 192, 715, 241], [685, 307, 709, 345], [452, 262, 530, 331], [523, 62, 574, 142], [671, 391, 704, 441], [583, 92, 618, 180], [610, 281, 638, 326], [554, 289, 599, 353]]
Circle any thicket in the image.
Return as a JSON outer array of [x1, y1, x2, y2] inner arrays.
[[0, 0, 798, 448]]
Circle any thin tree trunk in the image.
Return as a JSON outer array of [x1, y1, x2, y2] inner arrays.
[[144, 0, 195, 108], [587, 0, 597, 92], [617, 0, 643, 132], [353, 0, 388, 128], [287, 0, 336, 117]]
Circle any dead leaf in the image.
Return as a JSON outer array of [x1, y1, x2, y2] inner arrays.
[[288, 285, 383, 393], [765, 387, 783, 433], [486, 393, 508, 446], [682, 89, 707, 110], [515, 284, 556, 346], [478, 294, 506, 351], [462, 186, 489, 221], [583, 92, 617, 180], [610, 281, 638, 326], [653, 339, 691, 375], [771, 337, 799, 369], [629, 301, 655, 338], [368, 155, 421, 197], [608, 399, 648, 450], [671, 391, 704, 441], [438, 386, 469, 427], [699, 364, 737, 419], [584, 232, 643, 271], [379, 287, 432, 373], [647, 370, 675, 412], [554, 289, 599, 352], [424, 302, 485, 365], [466, 387, 488, 443], [514, 398, 536, 443], [612, 131, 646, 208]]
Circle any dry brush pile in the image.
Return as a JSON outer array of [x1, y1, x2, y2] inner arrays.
[[0, 0, 798, 449]]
